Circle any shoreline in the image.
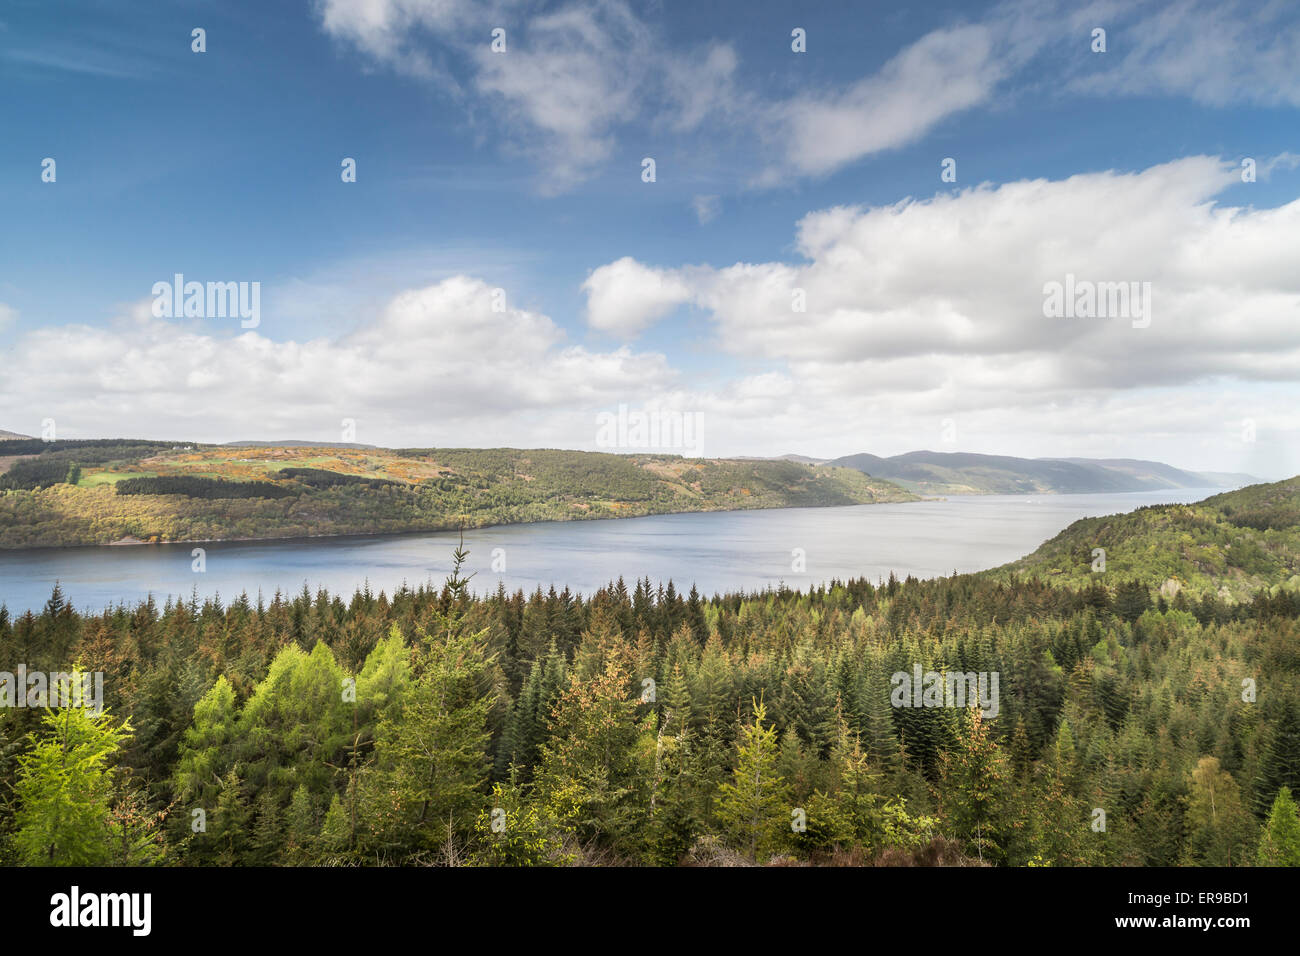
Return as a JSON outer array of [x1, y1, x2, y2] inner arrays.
[[0, 486, 1220, 559], [0, 493, 933, 555], [0, 487, 1233, 615]]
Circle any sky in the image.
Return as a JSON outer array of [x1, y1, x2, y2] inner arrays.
[[0, 0, 1297, 478]]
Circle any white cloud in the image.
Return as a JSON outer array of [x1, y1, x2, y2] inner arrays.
[[1070, 0, 1300, 107], [577, 156, 1300, 470], [314, 0, 476, 79], [581, 256, 693, 337], [1, 276, 675, 447], [5, 242, 1296, 475], [314, 0, 1300, 191], [470, 2, 653, 193], [0, 303, 15, 329], [691, 194, 720, 225], [595, 156, 1300, 380], [763, 24, 1006, 181]]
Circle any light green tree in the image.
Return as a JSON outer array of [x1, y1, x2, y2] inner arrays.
[[1184, 756, 1254, 866], [1257, 786, 1300, 866], [715, 698, 790, 862], [13, 705, 133, 865], [354, 545, 496, 862]]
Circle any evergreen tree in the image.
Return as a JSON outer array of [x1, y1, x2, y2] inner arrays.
[[472, 778, 572, 867], [13, 705, 133, 865], [938, 705, 1010, 864], [1255, 699, 1300, 816], [1257, 786, 1300, 866], [1184, 756, 1254, 866], [536, 658, 652, 857], [355, 622, 495, 861], [715, 698, 789, 862], [827, 720, 883, 852], [210, 768, 251, 865]]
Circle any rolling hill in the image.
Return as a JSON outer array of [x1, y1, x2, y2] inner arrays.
[[998, 476, 1300, 599], [829, 450, 1254, 496], [0, 440, 916, 549]]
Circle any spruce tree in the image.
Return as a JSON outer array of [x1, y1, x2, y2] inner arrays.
[[715, 698, 789, 862], [1256, 786, 1300, 866], [1255, 699, 1300, 816], [938, 704, 1010, 864], [535, 658, 652, 856]]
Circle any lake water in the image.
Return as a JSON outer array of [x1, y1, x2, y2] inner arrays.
[[0, 489, 1218, 615]]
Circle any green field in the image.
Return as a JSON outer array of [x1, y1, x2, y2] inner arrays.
[[78, 470, 159, 486]]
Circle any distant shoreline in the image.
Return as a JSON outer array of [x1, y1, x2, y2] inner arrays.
[[1, 495, 936, 554], [0, 487, 1226, 555]]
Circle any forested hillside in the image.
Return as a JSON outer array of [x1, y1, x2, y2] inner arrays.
[[830, 450, 1247, 496], [3, 504, 1299, 866], [0, 441, 914, 549], [1005, 478, 1300, 600]]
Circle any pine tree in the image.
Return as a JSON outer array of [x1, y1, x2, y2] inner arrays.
[[828, 720, 883, 851], [1255, 699, 1300, 816], [535, 658, 652, 856], [251, 787, 283, 864], [285, 784, 318, 863], [776, 644, 836, 758], [715, 698, 789, 862], [355, 623, 495, 860], [855, 658, 902, 777], [1256, 786, 1300, 866], [644, 716, 705, 865], [209, 768, 251, 866], [938, 704, 1010, 864], [104, 783, 169, 866], [353, 545, 497, 862]]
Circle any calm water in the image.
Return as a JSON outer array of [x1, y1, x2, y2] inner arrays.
[[0, 489, 1217, 614]]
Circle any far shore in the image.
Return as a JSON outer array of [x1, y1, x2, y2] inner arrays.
[[4, 495, 948, 554]]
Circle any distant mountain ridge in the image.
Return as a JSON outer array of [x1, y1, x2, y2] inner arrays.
[[733, 453, 825, 465], [827, 450, 1257, 496], [223, 439, 378, 449]]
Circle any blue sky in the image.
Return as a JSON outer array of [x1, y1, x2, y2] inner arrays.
[[1, 0, 1298, 477]]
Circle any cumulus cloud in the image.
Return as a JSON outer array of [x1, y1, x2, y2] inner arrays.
[[1, 276, 675, 447], [593, 156, 1300, 379], [6, 154, 1295, 473], [581, 256, 693, 337], [577, 156, 1300, 469]]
